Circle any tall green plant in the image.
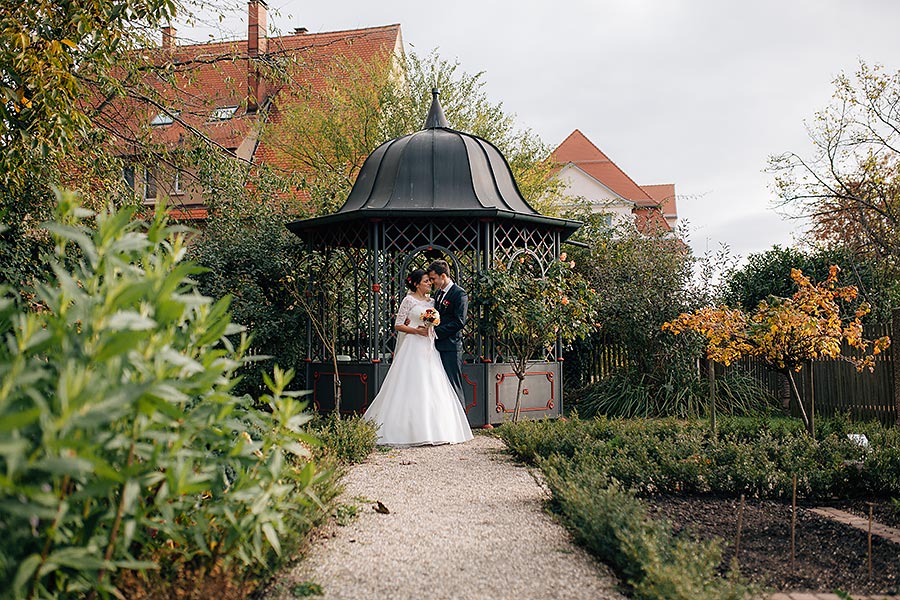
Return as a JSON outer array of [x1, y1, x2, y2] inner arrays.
[[0, 191, 323, 599]]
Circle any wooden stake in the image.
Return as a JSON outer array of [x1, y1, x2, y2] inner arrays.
[[708, 359, 717, 434], [735, 493, 745, 565], [791, 474, 797, 572], [868, 502, 874, 579]]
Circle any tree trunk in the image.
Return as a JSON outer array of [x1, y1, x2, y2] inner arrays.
[[332, 355, 342, 415], [512, 357, 527, 423], [808, 361, 815, 438], [786, 370, 810, 433]]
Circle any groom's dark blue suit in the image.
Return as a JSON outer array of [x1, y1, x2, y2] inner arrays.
[[433, 283, 467, 408]]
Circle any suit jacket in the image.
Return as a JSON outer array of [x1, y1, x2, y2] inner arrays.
[[433, 283, 467, 352]]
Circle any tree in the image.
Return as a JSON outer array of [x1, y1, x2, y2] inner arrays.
[[263, 49, 566, 217], [664, 266, 890, 434], [771, 61, 900, 264], [281, 248, 348, 414], [188, 159, 309, 397], [472, 253, 597, 422], [563, 212, 699, 389], [0, 0, 183, 295], [719, 244, 896, 321], [0, 0, 178, 184]]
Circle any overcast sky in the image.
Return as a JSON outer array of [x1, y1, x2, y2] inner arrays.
[[176, 0, 900, 260]]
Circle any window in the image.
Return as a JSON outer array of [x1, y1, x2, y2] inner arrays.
[[173, 169, 183, 195], [150, 110, 178, 126], [209, 106, 238, 121], [122, 166, 135, 192], [143, 166, 157, 201]]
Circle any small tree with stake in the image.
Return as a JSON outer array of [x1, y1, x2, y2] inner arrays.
[[284, 248, 345, 414], [473, 253, 597, 422], [664, 265, 890, 434]]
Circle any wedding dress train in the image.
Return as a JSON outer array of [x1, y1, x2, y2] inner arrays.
[[363, 294, 473, 446]]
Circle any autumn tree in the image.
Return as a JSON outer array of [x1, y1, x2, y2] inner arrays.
[[771, 61, 900, 265], [0, 1, 270, 290], [263, 49, 567, 217], [664, 266, 890, 434], [0, 0, 182, 291]]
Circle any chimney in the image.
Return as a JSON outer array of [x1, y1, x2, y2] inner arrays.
[[247, 0, 268, 111], [293, 27, 308, 35], [247, 0, 268, 58], [162, 25, 176, 49]]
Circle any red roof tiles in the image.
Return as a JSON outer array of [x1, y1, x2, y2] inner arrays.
[[92, 24, 402, 162], [551, 129, 677, 230]]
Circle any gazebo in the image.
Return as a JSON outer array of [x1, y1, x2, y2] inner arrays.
[[286, 90, 583, 427]]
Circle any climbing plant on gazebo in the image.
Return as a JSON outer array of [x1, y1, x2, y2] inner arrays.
[[473, 253, 597, 422]]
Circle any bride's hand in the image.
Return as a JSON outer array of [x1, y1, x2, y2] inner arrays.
[[416, 326, 429, 336]]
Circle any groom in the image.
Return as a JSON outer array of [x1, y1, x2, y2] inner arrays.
[[427, 259, 468, 407]]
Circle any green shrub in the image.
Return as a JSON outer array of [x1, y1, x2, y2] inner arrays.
[[307, 414, 378, 465], [501, 415, 896, 501], [0, 193, 330, 599], [540, 453, 748, 600]]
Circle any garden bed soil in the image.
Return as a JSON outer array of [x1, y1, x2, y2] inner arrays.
[[644, 495, 900, 595]]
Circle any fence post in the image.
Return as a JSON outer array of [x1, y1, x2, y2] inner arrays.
[[893, 308, 900, 427]]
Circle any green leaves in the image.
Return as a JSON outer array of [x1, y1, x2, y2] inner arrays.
[[0, 192, 326, 597]]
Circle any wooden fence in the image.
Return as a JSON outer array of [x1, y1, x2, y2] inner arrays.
[[566, 319, 898, 427], [725, 322, 895, 426], [564, 341, 631, 389]]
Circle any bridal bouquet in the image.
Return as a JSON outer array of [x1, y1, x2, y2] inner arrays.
[[420, 307, 441, 327]]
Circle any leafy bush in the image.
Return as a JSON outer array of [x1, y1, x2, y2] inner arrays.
[[0, 193, 331, 599]]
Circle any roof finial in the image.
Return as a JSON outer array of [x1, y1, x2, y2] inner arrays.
[[423, 87, 450, 129]]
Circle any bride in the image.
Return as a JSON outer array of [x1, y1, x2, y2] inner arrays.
[[363, 269, 473, 446]]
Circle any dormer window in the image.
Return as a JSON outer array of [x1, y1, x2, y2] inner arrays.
[[150, 110, 178, 126], [209, 106, 238, 121]]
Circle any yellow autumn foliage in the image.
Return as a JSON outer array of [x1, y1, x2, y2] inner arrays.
[[663, 265, 890, 372]]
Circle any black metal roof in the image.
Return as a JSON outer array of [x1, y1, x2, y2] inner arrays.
[[287, 89, 581, 240]]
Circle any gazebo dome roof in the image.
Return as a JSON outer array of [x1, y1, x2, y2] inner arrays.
[[338, 89, 538, 215], [287, 89, 581, 239]]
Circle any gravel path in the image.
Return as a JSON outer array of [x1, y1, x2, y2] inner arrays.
[[267, 434, 625, 600]]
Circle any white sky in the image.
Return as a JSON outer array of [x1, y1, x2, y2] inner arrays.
[[175, 0, 900, 260]]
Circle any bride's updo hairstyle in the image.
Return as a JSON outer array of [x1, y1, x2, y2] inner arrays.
[[404, 269, 427, 292]]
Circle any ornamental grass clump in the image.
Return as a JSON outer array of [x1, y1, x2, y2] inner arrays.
[[0, 192, 330, 599]]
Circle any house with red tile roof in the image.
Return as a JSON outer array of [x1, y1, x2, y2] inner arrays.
[[90, 1, 402, 219], [550, 129, 677, 232]]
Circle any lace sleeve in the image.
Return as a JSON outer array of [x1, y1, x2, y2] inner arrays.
[[394, 295, 414, 327]]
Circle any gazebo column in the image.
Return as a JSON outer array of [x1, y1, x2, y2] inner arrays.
[[370, 219, 381, 363]]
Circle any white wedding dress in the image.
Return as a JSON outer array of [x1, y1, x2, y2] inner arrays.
[[363, 294, 474, 446]]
